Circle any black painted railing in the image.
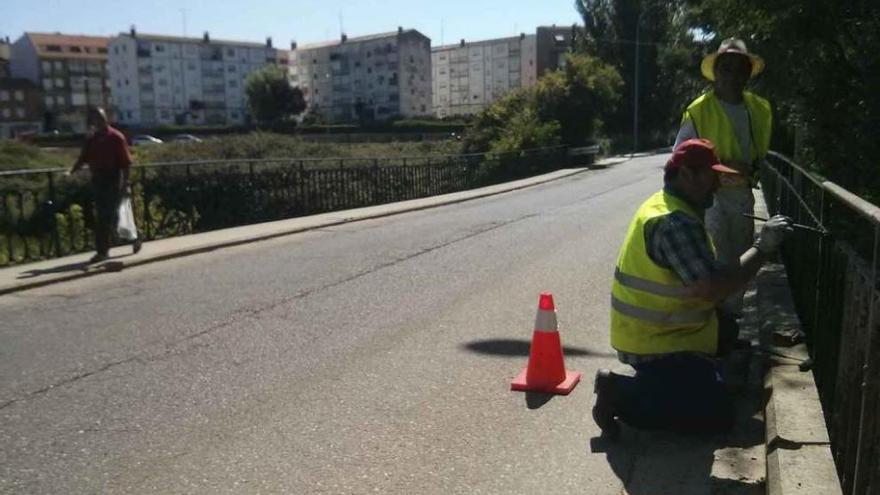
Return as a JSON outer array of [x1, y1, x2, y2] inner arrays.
[[762, 151, 880, 495], [0, 146, 593, 266]]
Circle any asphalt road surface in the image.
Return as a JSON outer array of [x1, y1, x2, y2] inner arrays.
[[0, 153, 762, 494]]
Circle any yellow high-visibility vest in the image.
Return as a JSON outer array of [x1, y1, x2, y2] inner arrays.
[[610, 190, 718, 355], [682, 90, 772, 166]]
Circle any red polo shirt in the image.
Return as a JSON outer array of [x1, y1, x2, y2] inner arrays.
[[79, 126, 132, 172]]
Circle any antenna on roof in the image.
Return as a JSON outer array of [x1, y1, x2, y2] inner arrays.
[[338, 11, 344, 39]]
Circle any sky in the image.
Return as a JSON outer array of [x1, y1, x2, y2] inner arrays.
[[1, 0, 583, 47]]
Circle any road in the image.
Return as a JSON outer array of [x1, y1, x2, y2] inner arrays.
[[0, 153, 762, 494]]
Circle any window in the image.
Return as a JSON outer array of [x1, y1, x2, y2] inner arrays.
[[16, 108, 25, 118], [45, 96, 54, 108], [55, 96, 65, 105], [154, 44, 165, 53], [0, 91, 7, 101], [227, 65, 236, 73], [45, 45, 62, 52], [1, 109, 10, 118], [54, 61, 63, 70], [42, 61, 52, 73], [226, 48, 235, 57], [228, 80, 238, 88], [55, 78, 64, 88], [126, 111, 132, 119], [157, 78, 168, 87], [70, 46, 82, 53], [114, 46, 119, 55], [14, 91, 24, 101]]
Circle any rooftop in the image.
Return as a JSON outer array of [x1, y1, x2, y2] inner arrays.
[[115, 32, 274, 49], [25, 32, 109, 60], [296, 29, 425, 50]]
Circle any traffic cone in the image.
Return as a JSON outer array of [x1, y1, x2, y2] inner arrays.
[[511, 293, 582, 395]]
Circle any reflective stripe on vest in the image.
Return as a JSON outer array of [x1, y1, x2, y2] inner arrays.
[[611, 295, 714, 326], [614, 267, 690, 298]]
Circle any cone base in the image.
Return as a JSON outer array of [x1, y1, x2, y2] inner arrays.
[[510, 368, 582, 395]]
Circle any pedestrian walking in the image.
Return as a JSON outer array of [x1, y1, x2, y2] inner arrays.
[[67, 107, 141, 263]]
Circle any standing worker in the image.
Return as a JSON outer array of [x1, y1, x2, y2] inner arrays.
[[592, 139, 792, 438], [674, 38, 772, 336], [68, 107, 142, 263]]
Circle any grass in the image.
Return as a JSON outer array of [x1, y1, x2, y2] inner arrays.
[[1, 132, 465, 173], [0, 141, 78, 171]]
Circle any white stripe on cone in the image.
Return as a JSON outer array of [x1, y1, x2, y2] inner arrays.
[[534, 308, 558, 333]]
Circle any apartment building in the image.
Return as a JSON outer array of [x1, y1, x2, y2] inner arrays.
[[107, 29, 282, 127], [431, 26, 575, 118], [9, 32, 110, 133], [290, 28, 432, 123], [0, 78, 42, 138]]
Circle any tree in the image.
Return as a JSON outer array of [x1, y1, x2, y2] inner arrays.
[[244, 66, 306, 125], [678, 0, 880, 197], [464, 52, 623, 154], [575, 0, 703, 149]]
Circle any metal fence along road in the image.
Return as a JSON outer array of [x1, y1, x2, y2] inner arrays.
[[762, 151, 880, 495], [0, 146, 593, 267]]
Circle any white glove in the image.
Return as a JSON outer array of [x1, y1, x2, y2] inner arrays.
[[755, 215, 794, 254]]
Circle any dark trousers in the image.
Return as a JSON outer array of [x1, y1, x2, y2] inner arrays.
[[91, 169, 122, 256], [615, 354, 735, 434]]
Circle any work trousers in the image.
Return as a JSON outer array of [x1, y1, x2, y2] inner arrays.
[[706, 186, 755, 316], [615, 354, 735, 433], [91, 169, 123, 256]]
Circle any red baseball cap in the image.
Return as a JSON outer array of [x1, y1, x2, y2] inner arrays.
[[665, 138, 739, 174]]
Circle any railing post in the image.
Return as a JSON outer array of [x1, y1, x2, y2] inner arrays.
[[47, 172, 62, 257], [850, 223, 879, 495], [140, 167, 151, 240]]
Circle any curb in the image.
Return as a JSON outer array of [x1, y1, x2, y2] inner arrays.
[[0, 158, 627, 295]]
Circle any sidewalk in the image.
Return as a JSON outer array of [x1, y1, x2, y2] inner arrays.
[[0, 158, 626, 296]]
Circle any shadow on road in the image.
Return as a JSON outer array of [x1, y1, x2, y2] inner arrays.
[[16, 260, 92, 279], [15, 253, 135, 279], [461, 338, 614, 358]]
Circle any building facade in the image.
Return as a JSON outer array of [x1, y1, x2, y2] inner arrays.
[[0, 37, 11, 78], [290, 28, 432, 123], [9, 32, 110, 133], [0, 78, 42, 138], [107, 29, 282, 127], [431, 26, 575, 118]]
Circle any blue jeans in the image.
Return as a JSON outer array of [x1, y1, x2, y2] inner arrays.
[[615, 354, 735, 433]]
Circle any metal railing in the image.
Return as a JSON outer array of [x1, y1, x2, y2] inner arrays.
[[762, 151, 880, 495], [0, 145, 594, 267]]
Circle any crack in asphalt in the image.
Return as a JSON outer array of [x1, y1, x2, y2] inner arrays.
[[0, 213, 537, 411]]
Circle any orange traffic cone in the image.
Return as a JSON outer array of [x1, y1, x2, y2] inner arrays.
[[511, 293, 582, 395]]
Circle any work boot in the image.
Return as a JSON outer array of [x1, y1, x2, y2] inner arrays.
[[592, 369, 621, 440], [132, 237, 143, 255]]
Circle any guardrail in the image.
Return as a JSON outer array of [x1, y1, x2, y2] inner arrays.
[[0, 145, 597, 267], [762, 151, 879, 495]]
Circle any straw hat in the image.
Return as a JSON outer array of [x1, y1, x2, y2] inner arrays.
[[701, 37, 765, 81]]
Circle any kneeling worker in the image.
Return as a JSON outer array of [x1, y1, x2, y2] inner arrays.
[[593, 138, 792, 438]]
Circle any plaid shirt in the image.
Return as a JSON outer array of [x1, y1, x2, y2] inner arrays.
[[617, 188, 723, 365]]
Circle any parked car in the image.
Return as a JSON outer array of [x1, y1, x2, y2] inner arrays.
[[131, 135, 163, 145], [170, 134, 203, 142]]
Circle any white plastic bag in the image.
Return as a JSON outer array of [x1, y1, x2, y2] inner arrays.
[[117, 197, 138, 241]]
